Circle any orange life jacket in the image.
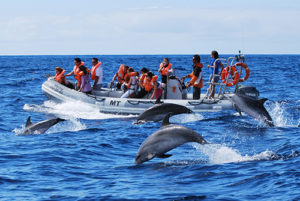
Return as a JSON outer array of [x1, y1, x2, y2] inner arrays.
[[144, 75, 158, 92], [77, 67, 91, 87], [74, 62, 85, 82], [159, 63, 173, 76], [55, 70, 66, 84], [117, 65, 127, 83], [186, 63, 203, 88], [139, 73, 147, 88], [91, 62, 102, 80], [127, 71, 138, 89]]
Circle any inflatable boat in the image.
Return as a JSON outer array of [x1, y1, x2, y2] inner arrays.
[[42, 77, 237, 114], [42, 54, 261, 115]]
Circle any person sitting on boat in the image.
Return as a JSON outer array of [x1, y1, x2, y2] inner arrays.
[[78, 65, 92, 94], [54, 67, 74, 89], [110, 64, 129, 90], [183, 54, 203, 100], [207, 50, 224, 99], [135, 71, 158, 99], [158, 58, 172, 84], [91, 58, 103, 91], [65, 58, 85, 89], [121, 68, 139, 98], [138, 67, 149, 93]]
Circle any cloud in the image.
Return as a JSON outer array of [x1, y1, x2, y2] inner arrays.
[[0, 4, 299, 54]]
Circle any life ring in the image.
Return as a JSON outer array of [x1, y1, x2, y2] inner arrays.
[[232, 62, 250, 82], [221, 66, 240, 87]]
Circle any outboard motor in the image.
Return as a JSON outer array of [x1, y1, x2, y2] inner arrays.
[[166, 69, 184, 99], [166, 77, 183, 99], [236, 86, 259, 99]]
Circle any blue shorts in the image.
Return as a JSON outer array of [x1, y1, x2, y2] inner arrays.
[[209, 74, 219, 83]]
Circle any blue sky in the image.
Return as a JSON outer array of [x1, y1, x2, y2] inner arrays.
[[0, 0, 299, 55]]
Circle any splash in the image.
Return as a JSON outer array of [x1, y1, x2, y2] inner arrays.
[[23, 100, 136, 120], [268, 101, 287, 127], [13, 125, 27, 135], [193, 144, 276, 164], [170, 113, 204, 124], [12, 118, 87, 135], [267, 101, 298, 127], [45, 118, 87, 133]]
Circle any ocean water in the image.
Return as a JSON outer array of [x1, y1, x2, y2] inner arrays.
[[0, 54, 299, 200]]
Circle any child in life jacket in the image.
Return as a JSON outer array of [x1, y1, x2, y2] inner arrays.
[[135, 71, 157, 99], [78, 65, 92, 94], [121, 68, 139, 98], [158, 58, 172, 84]]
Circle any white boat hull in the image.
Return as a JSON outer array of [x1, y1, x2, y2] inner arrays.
[[42, 78, 234, 115]]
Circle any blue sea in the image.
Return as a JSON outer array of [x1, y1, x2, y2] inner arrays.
[[0, 55, 299, 200]]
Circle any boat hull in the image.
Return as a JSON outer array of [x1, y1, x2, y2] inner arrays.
[[42, 78, 234, 115]]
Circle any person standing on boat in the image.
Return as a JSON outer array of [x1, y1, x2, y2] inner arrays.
[[78, 65, 92, 94], [207, 50, 224, 99], [121, 68, 139, 98], [65, 58, 85, 89], [135, 71, 157, 99], [110, 64, 129, 90], [183, 55, 203, 99], [158, 58, 172, 84], [91, 58, 103, 91]]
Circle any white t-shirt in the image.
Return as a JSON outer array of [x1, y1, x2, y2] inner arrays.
[[95, 66, 103, 84]]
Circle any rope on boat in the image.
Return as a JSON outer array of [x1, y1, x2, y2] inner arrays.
[[87, 94, 106, 101], [127, 100, 156, 105], [188, 99, 220, 105]]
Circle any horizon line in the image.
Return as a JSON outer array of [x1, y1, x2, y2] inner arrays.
[[1, 53, 300, 56]]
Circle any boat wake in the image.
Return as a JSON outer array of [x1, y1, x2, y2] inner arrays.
[[23, 100, 137, 120]]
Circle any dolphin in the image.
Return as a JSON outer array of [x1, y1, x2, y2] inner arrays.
[[20, 116, 65, 135], [134, 103, 192, 124], [228, 94, 274, 126], [135, 113, 207, 164]]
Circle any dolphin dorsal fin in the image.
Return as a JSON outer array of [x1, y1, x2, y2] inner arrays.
[[25, 116, 33, 127], [162, 113, 172, 127]]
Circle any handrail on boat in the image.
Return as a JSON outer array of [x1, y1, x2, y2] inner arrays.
[[205, 52, 246, 100]]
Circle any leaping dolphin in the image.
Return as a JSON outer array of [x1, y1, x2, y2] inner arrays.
[[134, 103, 192, 124], [135, 113, 207, 164], [20, 116, 65, 135], [228, 94, 274, 126]]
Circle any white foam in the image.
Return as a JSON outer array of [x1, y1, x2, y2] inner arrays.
[[13, 118, 87, 135], [193, 143, 275, 164], [46, 118, 87, 133], [268, 101, 288, 127], [266, 101, 300, 127], [12, 125, 26, 135], [23, 100, 136, 120], [170, 113, 204, 124]]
